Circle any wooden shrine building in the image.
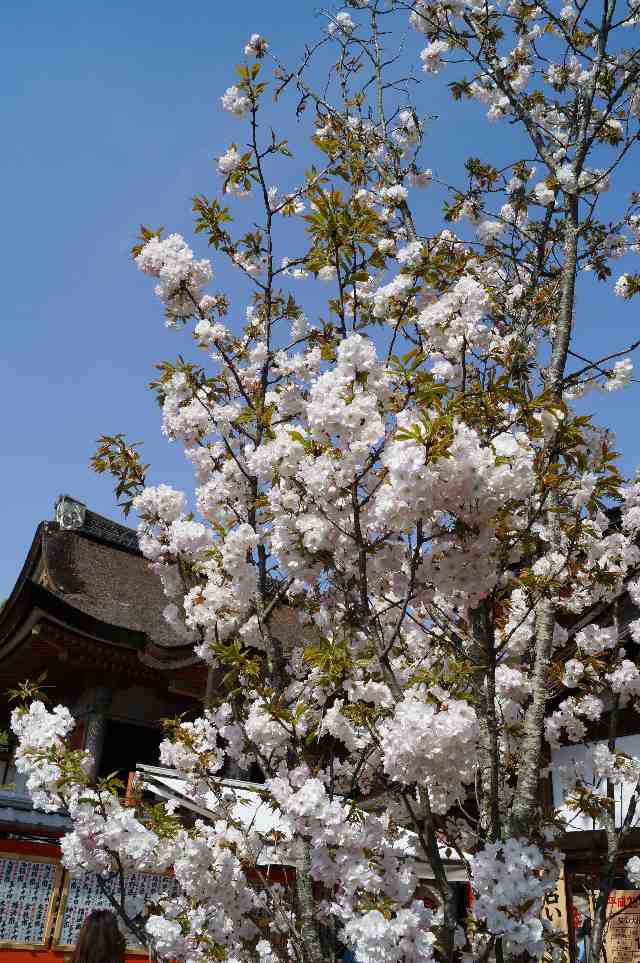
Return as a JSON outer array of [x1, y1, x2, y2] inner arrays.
[[0, 495, 207, 960], [0, 495, 470, 960], [5, 496, 640, 962]]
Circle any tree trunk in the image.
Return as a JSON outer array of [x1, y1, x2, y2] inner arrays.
[[294, 837, 325, 963]]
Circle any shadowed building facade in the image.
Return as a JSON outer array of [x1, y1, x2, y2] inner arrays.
[[0, 495, 205, 840]]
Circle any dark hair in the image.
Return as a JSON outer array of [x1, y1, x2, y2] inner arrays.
[[71, 909, 126, 963]]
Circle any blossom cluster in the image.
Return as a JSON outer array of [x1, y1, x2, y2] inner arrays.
[[469, 841, 561, 957], [12, 6, 640, 963]]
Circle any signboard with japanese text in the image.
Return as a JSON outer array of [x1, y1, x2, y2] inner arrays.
[[53, 869, 179, 953], [604, 891, 640, 963], [544, 869, 569, 934], [543, 869, 570, 962], [0, 854, 62, 949]]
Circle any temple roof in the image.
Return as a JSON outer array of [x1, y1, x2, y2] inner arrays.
[[40, 511, 176, 648], [0, 497, 200, 691]]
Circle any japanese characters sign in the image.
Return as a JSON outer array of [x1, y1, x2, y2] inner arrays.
[[0, 854, 62, 948], [604, 891, 640, 963], [544, 869, 569, 934], [54, 869, 179, 952]]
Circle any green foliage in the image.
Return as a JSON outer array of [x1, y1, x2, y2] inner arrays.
[[131, 225, 164, 260], [7, 672, 51, 707], [91, 434, 148, 516], [193, 196, 233, 249]]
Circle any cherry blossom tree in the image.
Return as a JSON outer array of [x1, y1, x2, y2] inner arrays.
[[9, 2, 640, 962]]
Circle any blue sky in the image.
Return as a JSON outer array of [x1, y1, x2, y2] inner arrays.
[[1, 0, 638, 597]]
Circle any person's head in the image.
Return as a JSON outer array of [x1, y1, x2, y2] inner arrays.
[[71, 909, 126, 963]]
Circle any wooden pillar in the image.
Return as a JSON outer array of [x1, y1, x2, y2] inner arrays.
[[81, 686, 112, 780]]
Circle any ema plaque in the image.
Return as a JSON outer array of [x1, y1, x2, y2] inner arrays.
[[54, 869, 179, 953], [0, 854, 62, 949]]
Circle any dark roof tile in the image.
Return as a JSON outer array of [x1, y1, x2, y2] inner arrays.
[[41, 509, 185, 650], [80, 509, 140, 553]]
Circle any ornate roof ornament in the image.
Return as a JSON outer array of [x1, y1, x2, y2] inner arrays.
[[54, 495, 86, 531]]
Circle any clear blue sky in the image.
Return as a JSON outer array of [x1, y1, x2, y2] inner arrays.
[[1, 0, 638, 597]]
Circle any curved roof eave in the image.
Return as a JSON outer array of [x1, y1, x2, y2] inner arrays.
[[0, 578, 148, 664], [0, 523, 49, 650], [0, 518, 205, 671]]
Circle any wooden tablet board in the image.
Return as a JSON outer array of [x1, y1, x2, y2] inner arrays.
[[53, 870, 179, 953], [604, 890, 640, 963], [0, 854, 62, 949]]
